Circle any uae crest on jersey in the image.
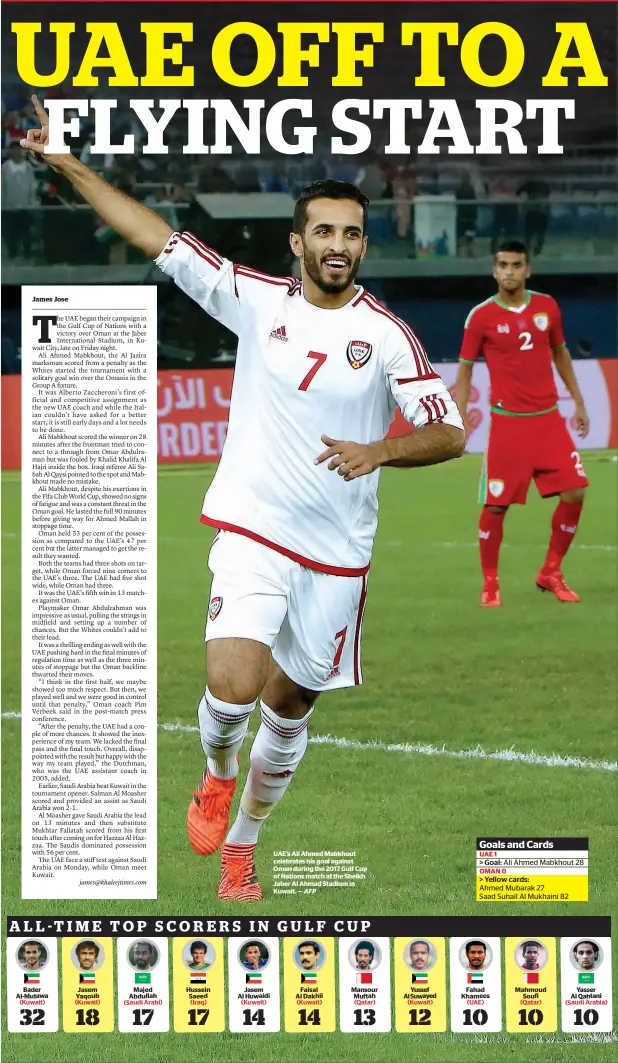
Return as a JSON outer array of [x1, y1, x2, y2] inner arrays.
[[533, 312, 549, 331], [347, 339, 372, 369], [208, 596, 223, 621]]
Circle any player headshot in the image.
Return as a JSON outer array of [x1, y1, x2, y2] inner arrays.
[[572, 940, 600, 970], [186, 941, 211, 971], [456, 239, 589, 607], [19, 941, 47, 971], [408, 940, 433, 971], [297, 941, 321, 971], [519, 941, 544, 970], [74, 941, 101, 971], [129, 941, 158, 970], [22, 96, 465, 903], [240, 941, 269, 970], [354, 941, 375, 970], [464, 941, 488, 971]]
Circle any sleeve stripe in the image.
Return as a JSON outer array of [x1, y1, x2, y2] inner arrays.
[[396, 374, 440, 384], [235, 264, 296, 288], [420, 394, 449, 424], [182, 230, 223, 266], [180, 232, 222, 271], [362, 292, 434, 379]]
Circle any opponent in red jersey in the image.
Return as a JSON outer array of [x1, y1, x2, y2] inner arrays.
[[455, 241, 590, 606]]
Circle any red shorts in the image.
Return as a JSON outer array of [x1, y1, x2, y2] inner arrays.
[[479, 409, 589, 506]]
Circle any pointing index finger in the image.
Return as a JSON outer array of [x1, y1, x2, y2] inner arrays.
[[32, 95, 48, 124]]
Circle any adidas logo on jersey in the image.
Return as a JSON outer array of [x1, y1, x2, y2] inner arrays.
[[270, 325, 288, 342]]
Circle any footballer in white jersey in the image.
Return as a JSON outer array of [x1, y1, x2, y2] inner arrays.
[[22, 95, 465, 904]]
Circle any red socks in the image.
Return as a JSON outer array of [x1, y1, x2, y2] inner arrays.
[[478, 508, 505, 578], [543, 501, 583, 571]]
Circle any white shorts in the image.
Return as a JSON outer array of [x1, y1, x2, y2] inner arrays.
[[205, 531, 368, 691]]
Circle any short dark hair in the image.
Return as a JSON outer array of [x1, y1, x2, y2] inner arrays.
[[244, 941, 265, 957], [299, 940, 320, 953], [465, 940, 486, 954], [573, 940, 599, 958], [293, 179, 369, 235], [494, 239, 528, 261], [355, 940, 375, 959], [134, 941, 154, 954], [522, 941, 541, 953], [76, 940, 100, 957], [190, 940, 208, 953]]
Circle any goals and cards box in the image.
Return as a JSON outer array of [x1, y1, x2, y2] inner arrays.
[[476, 838, 589, 902]]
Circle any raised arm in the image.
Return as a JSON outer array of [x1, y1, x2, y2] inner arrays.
[[21, 95, 172, 259]]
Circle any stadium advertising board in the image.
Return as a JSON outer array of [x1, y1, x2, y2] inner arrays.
[[2, 1, 616, 1062]]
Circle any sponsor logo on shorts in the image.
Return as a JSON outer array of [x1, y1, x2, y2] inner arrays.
[[488, 479, 505, 498], [326, 666, 341, 680], [208, 596, 223, 621], [347, 340, 372, 369], [533, 312, 549, 331]]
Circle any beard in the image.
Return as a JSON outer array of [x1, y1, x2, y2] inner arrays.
[[302, 243, 363, 294]]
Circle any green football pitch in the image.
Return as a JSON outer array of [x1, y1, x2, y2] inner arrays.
[[2, 454, 617, 1061]]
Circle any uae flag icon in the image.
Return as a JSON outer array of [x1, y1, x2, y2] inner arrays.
[[467, 972, 483, 984]]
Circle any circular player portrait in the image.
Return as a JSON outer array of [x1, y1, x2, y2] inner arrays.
[[570, 939, 603, 972], [237, 939, 271, 972], [16, 940, 48, 972], [515, 939, 548, 972], [182, 939, 216, 971], [348, 938, 382, 971], [404, 939, 438, 973], [293, 940, 326, 973], [459, 939, 493, 972], [72, 939, 105, 972], [127, 939, 160, 972]]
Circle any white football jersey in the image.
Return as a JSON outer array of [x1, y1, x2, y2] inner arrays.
[[155, 230, 463, 574]]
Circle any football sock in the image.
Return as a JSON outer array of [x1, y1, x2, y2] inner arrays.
[[197, 688, 256, 780], [478, 507, 506, 577], [544, 501, 583, 571], [225, 701, 313, 845]]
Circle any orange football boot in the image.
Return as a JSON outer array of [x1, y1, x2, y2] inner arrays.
[[536, 569, 580, 602], [187, 766, 237, 856], [481, 576, 501, 607], [218, 843, 263, 902]]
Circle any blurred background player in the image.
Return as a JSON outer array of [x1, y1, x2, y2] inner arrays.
[[455, 240, 590, 607], [22, 97, 464, 904]]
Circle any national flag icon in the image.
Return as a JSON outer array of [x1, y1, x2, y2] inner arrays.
[[526, 972, 539, 985], [578, 972, 594, 985], [246, 972, 262, 985], [357, 972, 373, 986], [412, 973, 428, 985], [80, 972, 96, 985], [467, 972, 483, 984], [135, 972, 151, 985], [190, 972, 207, 985], [301, 972, 317, 984], [24, 973, 40, 985]]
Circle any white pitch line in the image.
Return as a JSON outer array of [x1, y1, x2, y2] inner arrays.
[[4, 713, 614, 772]]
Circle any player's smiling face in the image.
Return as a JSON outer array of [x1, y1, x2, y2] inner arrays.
[[24, 945, 41, 968], [292, 198, 367, 295], [77, 947, 97, 969], [191, 947, 206, 965], [493, 251, 531, 293]]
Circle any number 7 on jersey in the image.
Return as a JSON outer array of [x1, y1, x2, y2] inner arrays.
[[299, 352, 327, 391]]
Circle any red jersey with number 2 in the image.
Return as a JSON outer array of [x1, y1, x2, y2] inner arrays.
[[459, 291, 565, 414]]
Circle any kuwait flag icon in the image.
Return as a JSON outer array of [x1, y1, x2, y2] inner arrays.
[[301, 972, 317, 985], [246, 972, 262, 986], [24, 973, 40, 985], [578, 973, 595, 985], [467, 972, 483, 984], [357, 972, 373, 986], [526, 972, 540, 985], [412, 973, 428, 985], [135, 972, 151, 985], [190, 972, 207, 985], [80, 972, 96, 985]]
